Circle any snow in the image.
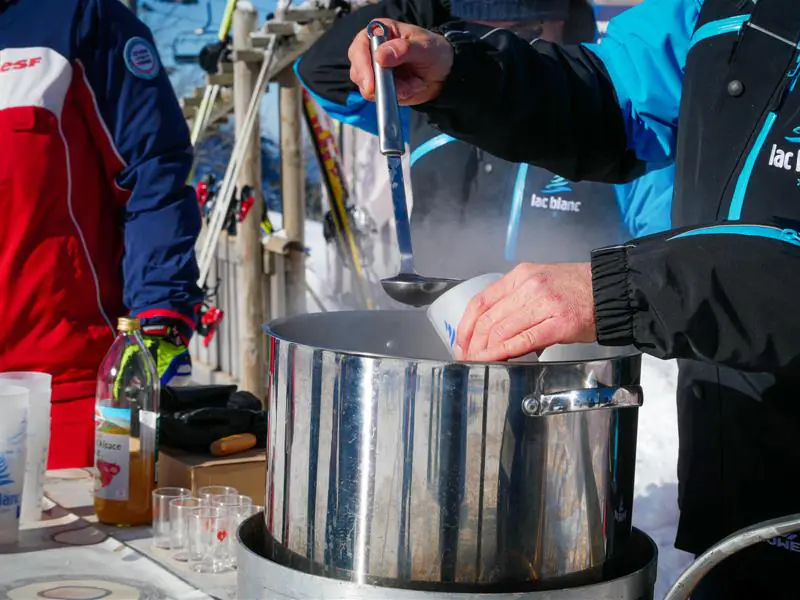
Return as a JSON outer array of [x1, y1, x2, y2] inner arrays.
[[636, 357, 695, 598]]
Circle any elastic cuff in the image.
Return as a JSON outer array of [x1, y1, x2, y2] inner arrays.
[[591, 245, 635, 346], [139, 317, 193, 347]]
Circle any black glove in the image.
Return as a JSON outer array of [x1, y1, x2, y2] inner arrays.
[[159, 385, 266, 453], [160, 384, 238, 413], [160, 407, 267, 453], [198, 40, 229, 75]]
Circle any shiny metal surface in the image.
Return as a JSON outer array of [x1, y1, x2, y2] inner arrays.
[[380, 271, 461, 307], [264, 311, 643, 590], [525, 386, 644, 417], [238, 515, 658, 599], [663, 512, 800, 600], [368, 21, 461, 307], [368, 21, 404, 157]]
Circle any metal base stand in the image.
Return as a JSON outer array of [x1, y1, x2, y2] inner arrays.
[[237, 515, 658, 600]]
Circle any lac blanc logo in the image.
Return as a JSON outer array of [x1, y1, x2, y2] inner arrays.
[[540, 175, 573, 195], [123, 37, 160, 80], [766, 125, 800, 174], [531, 175, 581, 213], [444, 320, 457, 350]]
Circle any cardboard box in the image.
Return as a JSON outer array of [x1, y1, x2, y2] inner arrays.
[[158, 448, 266, 505]]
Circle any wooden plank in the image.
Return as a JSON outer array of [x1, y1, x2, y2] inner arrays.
[[234, 3, 266, 398], [208, 74, 234, 87]]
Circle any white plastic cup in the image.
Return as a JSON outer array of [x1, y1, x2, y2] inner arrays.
[[427, 273, 504, 355], [0, 372, 52, 523], [427, 273, 538, 362], [0, 384, 29, 545]]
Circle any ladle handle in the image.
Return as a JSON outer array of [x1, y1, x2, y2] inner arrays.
[[368, 21, 405, 157]]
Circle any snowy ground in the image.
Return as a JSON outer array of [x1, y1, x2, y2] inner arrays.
[[636, 357, 694, 598]]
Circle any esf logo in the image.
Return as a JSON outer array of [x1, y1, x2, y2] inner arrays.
[[0, 57, 42, 73]]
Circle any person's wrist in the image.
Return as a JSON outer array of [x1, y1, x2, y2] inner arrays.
[[142, 322, 191, 348]]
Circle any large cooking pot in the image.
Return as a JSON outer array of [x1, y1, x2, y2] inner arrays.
[[264, 310, 642, 592]]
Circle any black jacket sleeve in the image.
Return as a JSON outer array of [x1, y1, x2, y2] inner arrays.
[[415, 23, 643, 183], [591, 223, 800, 373], [297, 0, 452, 105]]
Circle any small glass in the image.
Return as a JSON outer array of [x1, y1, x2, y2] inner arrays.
[[218, 501, 259, 569], [151, 487, 191, 549], [169, 497, 203, 561], [188, 506, 233, 574], [211, 494, 252, 510], [198, 486, 238, 505]]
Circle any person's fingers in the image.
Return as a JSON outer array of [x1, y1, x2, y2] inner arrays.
[[348, 29, 374, 97], [466, 288, 534, 358], [454, 276, 514, 359], [395, 76, 427, 103], [471, 318, 562, 363], [480, 305, 549, 355]]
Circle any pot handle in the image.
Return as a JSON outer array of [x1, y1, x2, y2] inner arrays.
[[521, 385, 643, 417]]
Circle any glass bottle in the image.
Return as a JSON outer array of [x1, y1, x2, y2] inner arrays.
[[94, 317, 160, 526]]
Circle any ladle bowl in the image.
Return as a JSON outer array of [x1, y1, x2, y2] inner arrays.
[[380, 272, 462, 307]]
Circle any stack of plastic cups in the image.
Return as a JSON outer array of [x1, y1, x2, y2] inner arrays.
[[0, 384, 29, 545], [0, 373, 52, 523]]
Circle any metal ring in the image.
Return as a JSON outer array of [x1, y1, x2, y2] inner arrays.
[[367, 20, 390, 39]]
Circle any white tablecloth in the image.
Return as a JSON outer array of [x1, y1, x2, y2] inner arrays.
[[0, 470, 236, 600]]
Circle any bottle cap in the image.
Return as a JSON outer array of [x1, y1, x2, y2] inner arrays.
[[117, 317, 141, 333]]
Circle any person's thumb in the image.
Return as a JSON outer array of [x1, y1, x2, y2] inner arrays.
[[375, 38, 411, 68]]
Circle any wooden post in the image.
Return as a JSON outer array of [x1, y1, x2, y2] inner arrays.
[[280, 73, 307, 316], [233, 2, 266, 400]]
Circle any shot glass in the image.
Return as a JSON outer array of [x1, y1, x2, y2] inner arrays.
[[214, 498, 255, 569], [187, 506, 232, 574], [152, 487, 191, 549], [198, 486, 238, 505], [169, 496, 203, 561], [210, 494, 252, 510]]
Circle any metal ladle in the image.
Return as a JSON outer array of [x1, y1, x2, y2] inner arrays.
[[368, 21, 461, 307]]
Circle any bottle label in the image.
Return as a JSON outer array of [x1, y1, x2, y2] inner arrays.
[[94, 406, 131, 501]]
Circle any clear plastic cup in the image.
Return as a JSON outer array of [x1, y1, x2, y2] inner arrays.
[[427, 273, 539, 362], [188, 506, 233, 574], [0, 384, 29, 545], [152, 487, 192, 549], [0, 372, 52, 522], [169, 497, 203, 561], [198, 485, 237, 505]]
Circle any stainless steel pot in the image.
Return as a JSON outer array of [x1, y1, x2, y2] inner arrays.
[[264, 310, 643, 591]]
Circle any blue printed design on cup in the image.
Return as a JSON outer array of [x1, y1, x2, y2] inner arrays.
[[0, 455, 14, 487], [444, 320, 457, 350]]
